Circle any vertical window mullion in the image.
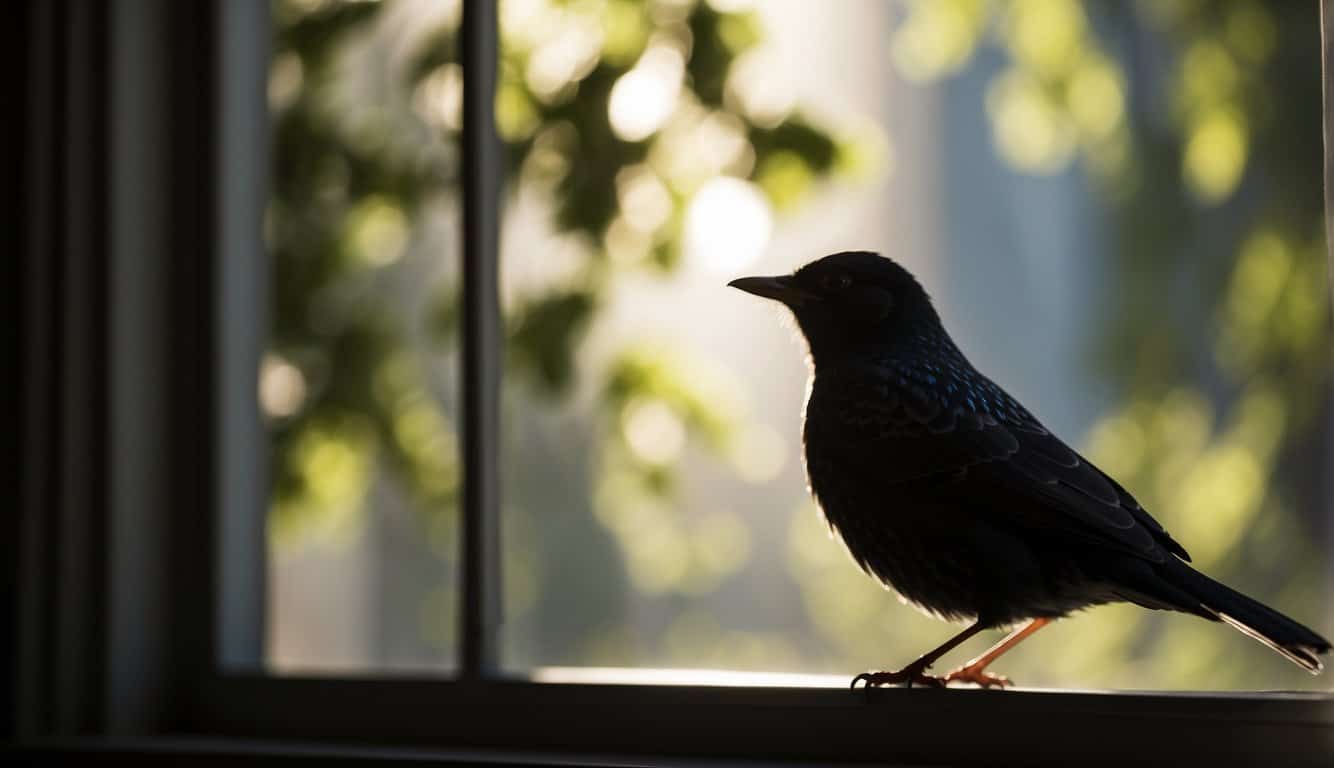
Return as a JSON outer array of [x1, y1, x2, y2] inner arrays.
[[1321, 0, 1334, 633], [1324, 0, 1334, 291], [459, 0, 503, 679], [215, 0, 269, 673]]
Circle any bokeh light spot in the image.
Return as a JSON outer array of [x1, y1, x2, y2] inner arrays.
[[622, 397, 688, 466], [414, 63, 463, 131], [616, 164, 674, 233], [986, 71, 1075, 173], [260, 353, 308, 419], [890, 0, 987, 82], [685, 177, 773, 274], [347, 196, 409, 267], [608, 44, 685, 141], [268, 51, 304, 112], [725, 48, 795, 127], [1067, 55, 1125, 141], [1005, 0, 1085, 78], [731, 422, 787, 484], [1183, 109, 1247, 203], [525, 12, 602, 103]]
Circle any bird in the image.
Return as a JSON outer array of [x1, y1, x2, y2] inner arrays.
[[729, 250, 1331, 688]]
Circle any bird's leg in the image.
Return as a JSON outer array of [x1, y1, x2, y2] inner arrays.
[[851, 621, 987, 689], [941, 618, 1050, 688]]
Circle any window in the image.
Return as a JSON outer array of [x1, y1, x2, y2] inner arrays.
[[12, 0, 1334, 764], [251, 0, 466, 675], [259, 0, 1332, 690]]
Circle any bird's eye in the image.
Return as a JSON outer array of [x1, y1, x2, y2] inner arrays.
[[821, 273, 852, 291]]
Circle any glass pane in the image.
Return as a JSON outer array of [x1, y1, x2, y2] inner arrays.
[[498, 0, 1332, 690], [261, 0, 463, 673]]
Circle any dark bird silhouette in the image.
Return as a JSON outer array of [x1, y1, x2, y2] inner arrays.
[[730, 251, 1330, 688]]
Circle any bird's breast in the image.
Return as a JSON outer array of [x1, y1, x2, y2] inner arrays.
[[800, 376, 994, 622]]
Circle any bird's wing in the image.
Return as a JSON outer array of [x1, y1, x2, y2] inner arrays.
[[820, 363, 1190, 564]]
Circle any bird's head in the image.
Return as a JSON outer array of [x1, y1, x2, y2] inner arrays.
[[729, 251, 943, 366]]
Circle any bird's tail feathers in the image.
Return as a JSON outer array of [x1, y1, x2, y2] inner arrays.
[[1169, 561, 1329, 674]]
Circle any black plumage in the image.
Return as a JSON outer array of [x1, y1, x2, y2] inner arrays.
[[730, 251, 1330, 687]]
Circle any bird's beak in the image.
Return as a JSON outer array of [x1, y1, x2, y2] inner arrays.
[[728, 275, 820, 307]]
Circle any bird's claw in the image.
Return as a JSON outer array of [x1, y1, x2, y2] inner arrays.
[[850, 668, 947, 689], [942, 665, 1012, 689], [851, 664, 1014, 689]]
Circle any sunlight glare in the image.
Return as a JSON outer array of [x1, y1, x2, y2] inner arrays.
[[531, 666, 845, 688]]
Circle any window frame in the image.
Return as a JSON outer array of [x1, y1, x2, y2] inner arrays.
[[12, 0, 1334, 764]]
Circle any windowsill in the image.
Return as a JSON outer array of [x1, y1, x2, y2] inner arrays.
[[7, 739, 816, 768], [170, 672, 1334, 766], [527, 665, 1334, 695]]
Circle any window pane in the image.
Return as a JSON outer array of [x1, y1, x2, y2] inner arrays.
[[497, 0, 1332, 690], [259, 0, 463, 673]]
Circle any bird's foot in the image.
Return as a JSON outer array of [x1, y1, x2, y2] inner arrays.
[[941, 663, 1012, 689], [850, 666, 946, 689]]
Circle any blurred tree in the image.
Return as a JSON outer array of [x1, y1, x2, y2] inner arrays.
[[265, 0, 862, 663], [264, 0, 1329, 688]]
